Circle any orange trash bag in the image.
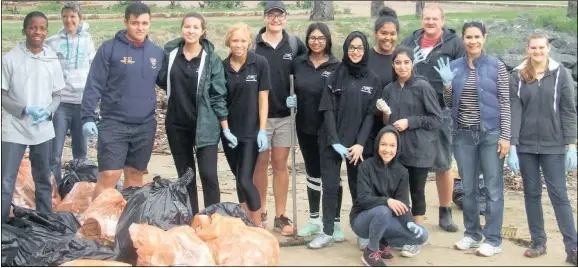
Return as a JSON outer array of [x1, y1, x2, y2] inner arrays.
[[54, 182, 96, 216], [59, 259, 131, 266], [130, 224, 215, 266], [11, 158, 61, 213], [192, 213, 247, 241], [78, 188, 127, 246]]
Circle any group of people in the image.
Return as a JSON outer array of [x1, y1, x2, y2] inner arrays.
[[1, 1, 576, 267]]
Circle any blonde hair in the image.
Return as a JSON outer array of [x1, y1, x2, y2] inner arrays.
[[225, 23, 253, 48], [423, 3, 445, 19], [521, 33, 550, 82]]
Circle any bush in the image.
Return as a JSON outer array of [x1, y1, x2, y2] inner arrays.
[[198, 1, 245, 9]]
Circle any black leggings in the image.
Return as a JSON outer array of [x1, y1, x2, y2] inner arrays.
[[166, 123, 220, 215], [222, 137, 261, 212], [403, 165, 429, 216], [297, 131, 342, 220]]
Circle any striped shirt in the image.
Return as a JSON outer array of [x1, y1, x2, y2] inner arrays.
[[444, 61, 511, 141]]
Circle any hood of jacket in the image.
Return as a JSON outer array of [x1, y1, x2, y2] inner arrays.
[[163, 37, 216, 54], [374, 125, 401, 164]]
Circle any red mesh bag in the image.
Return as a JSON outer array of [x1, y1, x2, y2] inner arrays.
[[54, 182, 96, 216], [78, 188, 127, 246], [11, 158, 61, 215], [59, 259, 131, 266]]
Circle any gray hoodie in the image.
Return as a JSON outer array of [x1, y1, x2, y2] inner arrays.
[[510, 59, 577, 154], [46, 22, 96, 104]]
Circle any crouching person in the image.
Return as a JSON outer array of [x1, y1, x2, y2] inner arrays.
[[350, 126, 428, 266], [1, 11, 65, 221]]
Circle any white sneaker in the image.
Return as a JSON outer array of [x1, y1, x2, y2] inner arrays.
[[357, 237, 369, 251], [475, 243, 502, 257], [454, 237, 482, 250]]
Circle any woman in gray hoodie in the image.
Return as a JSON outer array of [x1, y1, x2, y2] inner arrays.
[[507, 33, 577, 265], [46, 2, 96, 185]]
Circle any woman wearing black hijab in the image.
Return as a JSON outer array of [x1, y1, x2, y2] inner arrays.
[[308, 31, 382, 249]]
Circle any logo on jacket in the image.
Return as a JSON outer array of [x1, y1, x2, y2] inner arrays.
[[283, 53, 293, 60], [321, 71, 331, 77], [150, 57, 157, 69], [246, 75, 257, 82], [361, 86, 373, 94], [120, 56, 135, 64]]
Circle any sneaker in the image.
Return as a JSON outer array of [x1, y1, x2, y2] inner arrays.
[[297, 218, 322, 237], [333, 222, 345, 242], [361, 247, 387, 266], [454, 237, 482, 250], [524, 243, 546, 258], [273, 215, 294, 236], [358, 237, 369, 251], [308, 232, 334, 249], [566, 248, 577, 266], [475, 243, 502, 257], [380, 244, 394, 259], [400, 245, 421, 258]]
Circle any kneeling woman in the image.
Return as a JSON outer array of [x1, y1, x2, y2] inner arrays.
[[350, 126, 428, 267], [222, 23, 270, 227]]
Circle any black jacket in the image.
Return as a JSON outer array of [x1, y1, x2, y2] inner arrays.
[[349, 125, 414, 228], [401, 28, 465, 107], [377, 75, 442, 168]]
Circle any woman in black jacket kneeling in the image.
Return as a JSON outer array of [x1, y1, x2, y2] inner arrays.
[[350, 126, 429, 267]]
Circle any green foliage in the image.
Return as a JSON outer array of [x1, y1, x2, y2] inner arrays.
[[198, 1, 245, 9], [295, 0, 312, 9]]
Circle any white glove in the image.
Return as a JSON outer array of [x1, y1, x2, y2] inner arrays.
[[376, 98, 391, 115]]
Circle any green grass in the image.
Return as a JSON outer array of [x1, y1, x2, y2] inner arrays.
[[2, 8, 575, 59]]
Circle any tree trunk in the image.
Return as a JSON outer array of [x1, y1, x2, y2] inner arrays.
[[370, 1, 385, 18], [310, 1, 334, 21], [415, 0, 425, 18], [568, 0, 577, 18]]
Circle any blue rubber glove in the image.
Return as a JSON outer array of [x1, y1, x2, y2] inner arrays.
[[83, 122, 98, 137], [331, 144, 350, 160], [412, 46, 427, 65], [286, 95, 297, 108], [506, 146, 520, 174], [433, 57, 458, 87], [257, 130, 268, 152], [223, 128, 238, 148], [406, 222, 424, 239], [32, 111, 51, 125], [565, 146, 577, 171], [24, 106, 46, 120]]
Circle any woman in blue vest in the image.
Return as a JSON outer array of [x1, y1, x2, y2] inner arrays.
[[434, 21, 511, 257], [507, 33, 577, 265]]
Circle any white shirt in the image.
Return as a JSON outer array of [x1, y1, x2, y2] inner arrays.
[[1, 42, 66, 145]]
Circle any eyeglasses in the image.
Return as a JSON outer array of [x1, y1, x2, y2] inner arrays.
[[308, 36, 326, 43], [266, 13, 286, 21], [348, 46, 365, 53]]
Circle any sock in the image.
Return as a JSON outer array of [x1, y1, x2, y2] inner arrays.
[[307, 176, 321, 219]]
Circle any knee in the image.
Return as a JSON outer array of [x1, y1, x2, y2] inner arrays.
[[271, 159, 288, 174], [99, 170, 122, 185], [369, 205, 394, 221], [417, 226, 429, 244]]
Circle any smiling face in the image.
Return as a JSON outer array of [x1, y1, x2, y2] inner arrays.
[[527, 37, 550, 64], [393, 52, 413, 80], [375, 22, 397, 54], [264, 10, 286, 33], [124, 13, 150, 42], [463, 26, 486, 57], [308, 29, 327, 55], [421, 8, 444, 37], [228, 28, 249, 58], [182, 16, 205, 45], [379, 132, 397, 164], [24, 16, 48, 49], [61, 8, 80, 35], [348, 37, 365, 64]]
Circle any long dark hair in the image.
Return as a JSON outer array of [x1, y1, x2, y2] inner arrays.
[[391, 45, 415, 81], [182, 12, 207, 39], [305, 22, 332, 56]]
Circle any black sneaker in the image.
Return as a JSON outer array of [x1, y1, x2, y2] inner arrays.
[[566, 248, 577, 266], [524, 242, 546, 258], [362, 247, 387, 266], [379, 244, 394, 259], [273, 215, 294, 236]]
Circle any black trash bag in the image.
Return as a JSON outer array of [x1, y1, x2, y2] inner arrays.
[[452, 178, 464, 210], [1, 224, 29, 266], [11, 205, 80, 235], [114, 168, 195, 265], [59, 159, 98, 198], [26, 236, 117, 266], [120, 186, 141, 201], [199, 202, 254, 227]]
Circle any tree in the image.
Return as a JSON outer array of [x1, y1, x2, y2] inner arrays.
[[370, 1, 385, 18], [568, 0, 577, 18], [415, 0, 425, 18], [310, 1, 334, 21]]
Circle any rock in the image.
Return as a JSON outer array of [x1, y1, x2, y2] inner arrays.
[[550, 51, 577, 69], [573, 64, 577, 81], [499, 54, 525, 71], [550, 36, 577, 56]]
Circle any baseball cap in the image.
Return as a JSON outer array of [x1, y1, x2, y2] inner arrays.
[[264, 1, 286, 14]]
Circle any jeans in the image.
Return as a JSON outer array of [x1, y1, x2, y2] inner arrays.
[[452, 129, 504, 246], [519, 153, 577, 254], [2, 140, 53, 222], [351, 205, 429, 251], [51, 103, 88, 185]]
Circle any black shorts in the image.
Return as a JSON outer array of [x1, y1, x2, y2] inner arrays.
[[97, 118, 157, 172]]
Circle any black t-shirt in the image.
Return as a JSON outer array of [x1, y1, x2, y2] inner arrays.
[[254, 28, 306, 118], [368, 48, 394, 87], [292, 54, 340, 135], [166, 45, 201, 126], [319, 66, 382, 147], [223, 51, 271, 140]]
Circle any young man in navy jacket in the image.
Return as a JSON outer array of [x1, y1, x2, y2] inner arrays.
[[80, 3, 164, 199]]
